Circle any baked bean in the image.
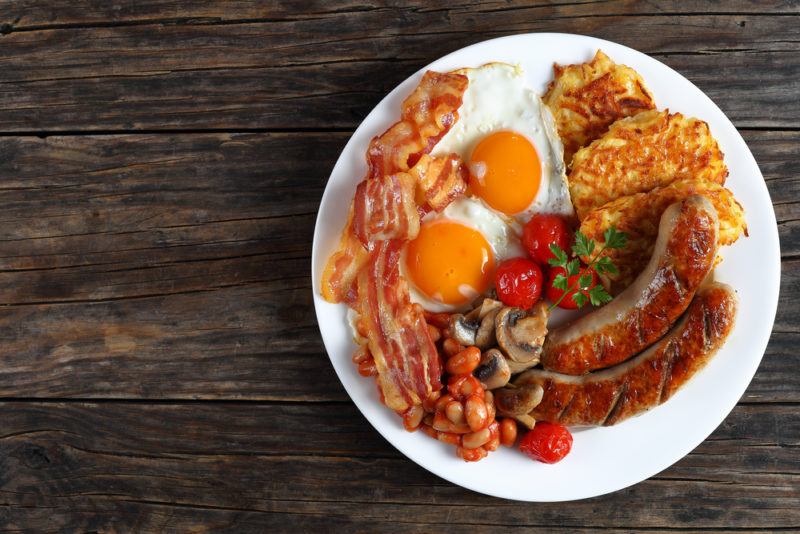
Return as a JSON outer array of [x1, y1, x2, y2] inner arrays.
[[484, 389, 494, 407], [487, 420, 500, 440], [484, 435, 500, 452], [445, 400, 466, 425], [446, 347, 481, 375], [422, 390, 441, 413], [425, 312, 452, 330], [351, 346, 370, 364], [423, 413, 434, 427], [436, 431, 461, 446], [465, 395, 488, 432], [432, 411, 470, 434], [427, 324, 442, 343], [420, 424, 438, 439], [434, 393, 454, 413], [376, 383, 386, 405], [447, 375, 485, 401], [462, 427, 491, 449], [486, 399, 496, 422], [500, 418, 518, 447], [457, 445, 488, 462], [442, 337, 464, 357], [357, 359, 377, 377], [402, 405, 424, 432]]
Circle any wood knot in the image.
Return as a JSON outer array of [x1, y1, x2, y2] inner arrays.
[[22, 445, 51, 469], [0, 23, 13, 35]]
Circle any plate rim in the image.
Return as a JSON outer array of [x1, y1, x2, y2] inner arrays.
[[310, 32, 781, 502]]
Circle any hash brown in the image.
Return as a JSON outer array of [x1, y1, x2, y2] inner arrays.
[[569, 110, 729, 219], [580, 178, 747, 292], [543, 50, 656, 167]]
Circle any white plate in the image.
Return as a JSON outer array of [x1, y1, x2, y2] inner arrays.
[[310, 33, 780, 501]]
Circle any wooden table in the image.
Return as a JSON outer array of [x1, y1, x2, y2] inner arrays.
[[0, 1, 797, 531]]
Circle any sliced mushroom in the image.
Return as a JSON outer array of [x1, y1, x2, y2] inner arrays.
[[505, 358, 539, 375], [473, 348, 511, 390], [448, 314, 479, 346], [474, 307, 500, 349], [450, 299, 502, 350], [494, 383, 544, 417], [495, 302, 549, 365], [513, 413, 537, 430], [469, 297, 503, 321]]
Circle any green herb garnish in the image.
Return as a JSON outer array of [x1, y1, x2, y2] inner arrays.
[[547, 226, 628, 310]]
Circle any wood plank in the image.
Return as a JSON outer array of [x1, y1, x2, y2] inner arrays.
[[0, 10, 798, 130], [0, 402, 796, 531], [2, 1, 799, 30], [0, 132, 792, 400]]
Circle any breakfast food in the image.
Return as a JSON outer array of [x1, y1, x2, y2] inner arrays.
[[321, 49, 745, 464], [579, 178, 747, 291], [542, 196, 719, 375], [569, 110, 728, 220], [543, 50, 656, 167], [518, 282, 738, 426], [431, 63, 573, 222]]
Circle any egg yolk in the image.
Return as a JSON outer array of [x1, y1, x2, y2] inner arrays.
[[405, 221, 495, 306], [469, 130, 541, 215]]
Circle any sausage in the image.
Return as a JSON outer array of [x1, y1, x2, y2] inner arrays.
[[516, 282, 737, 426], [541, 195, 719, 375]]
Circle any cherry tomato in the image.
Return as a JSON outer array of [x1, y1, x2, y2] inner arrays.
[[545, 265, 599, 310], [522, 214, 572, 266], [495, 258, 543, 309], [518, 422, 573, 464]]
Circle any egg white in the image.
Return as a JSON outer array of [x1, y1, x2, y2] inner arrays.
[[401, 196, 524, 313], [431, 62, 574, 221]]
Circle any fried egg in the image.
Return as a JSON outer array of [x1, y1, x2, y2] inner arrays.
[[402, 197, 524, 312], [431, 62, 574, 222]]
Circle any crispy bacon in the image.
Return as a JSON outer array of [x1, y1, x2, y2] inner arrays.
[[321, 69, 469, 305], [320, 208, 367, 305], [356, 240, 442, 412], [368, 70, 469, 180], [411, 153, 468, 212], [403, 70, 469, 166], [353, 172, 420, 245]]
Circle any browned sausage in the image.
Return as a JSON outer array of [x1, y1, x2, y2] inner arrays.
[[516, 282, 737, 426], [541, 195, 719, 375]]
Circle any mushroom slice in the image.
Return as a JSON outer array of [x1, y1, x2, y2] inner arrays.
[[474, 307, 501, 349], [472, 298, 503, 320], [451, 298, 503, 349], [495, 302, 549, 365], [448, 314, 479, 346], [494, 383, 545, 417], [473, 348, 511, 390], [513, 413, 537, 430], [505, 358, 540, 375]]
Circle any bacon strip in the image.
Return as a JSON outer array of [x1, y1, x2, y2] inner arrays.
[[321, 69, 469, 305], [410, 153, 468, 212], [320, 208, 367, 305], [353, 172, 420, 245], [368, 71, 469, 180], [356, 240, 442, 412]]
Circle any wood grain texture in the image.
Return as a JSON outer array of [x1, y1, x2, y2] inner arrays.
[[0, 401, 797, 532], [0, 2, 799, 131], [0, 1, 796, 531]]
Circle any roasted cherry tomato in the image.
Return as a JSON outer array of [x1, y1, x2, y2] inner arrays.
[[495, 258, 543, 309], [545, 265, 599, 310], [522, 214, 572, 266], [518, 421, 573, 464]]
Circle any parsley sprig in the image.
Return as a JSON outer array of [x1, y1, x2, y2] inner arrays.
[[547, 226, 628, 310]]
